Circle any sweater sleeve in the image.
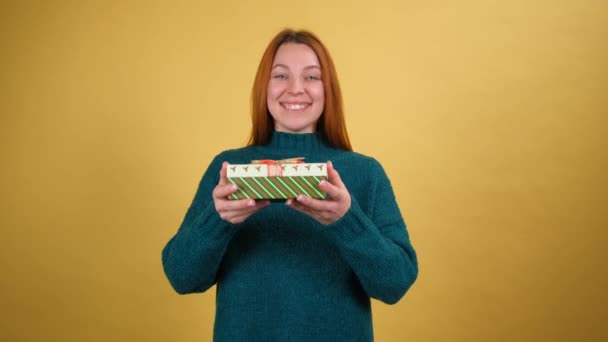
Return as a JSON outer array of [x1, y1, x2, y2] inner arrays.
[[161, 154, 240, 295], [321, 159, 418, 304]]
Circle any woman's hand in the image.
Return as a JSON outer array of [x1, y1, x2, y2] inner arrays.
[[285, 161, 351, 225], [213, 162, 270, 224]]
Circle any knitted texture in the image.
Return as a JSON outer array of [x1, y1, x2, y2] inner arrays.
[[162, 131, 418, 341]]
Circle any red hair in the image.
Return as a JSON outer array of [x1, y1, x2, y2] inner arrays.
[[247, 29, 352, 151]]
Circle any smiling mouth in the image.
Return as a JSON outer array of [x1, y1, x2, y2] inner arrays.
[[281, 103, 310, 111]]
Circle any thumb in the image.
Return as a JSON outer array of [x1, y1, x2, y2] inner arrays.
[[327, 161, 345, 189], [219, 161, 229, 185]]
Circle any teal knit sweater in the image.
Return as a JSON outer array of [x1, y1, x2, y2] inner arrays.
[[162, 132, 418, 341]]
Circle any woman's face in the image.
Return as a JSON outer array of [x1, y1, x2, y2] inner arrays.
[[267, 43, 324, 134]]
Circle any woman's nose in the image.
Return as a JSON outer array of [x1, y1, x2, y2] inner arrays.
[[287, 78, 304, 94]]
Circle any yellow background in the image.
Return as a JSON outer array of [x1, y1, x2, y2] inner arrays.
[[2, 0, 607, 341]]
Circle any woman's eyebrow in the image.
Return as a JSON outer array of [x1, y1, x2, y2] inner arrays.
[[271, 64, 320, 70], [303, 65, 321, 70]]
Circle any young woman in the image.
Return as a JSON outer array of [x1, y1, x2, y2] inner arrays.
[[162, 29, 418, 341]]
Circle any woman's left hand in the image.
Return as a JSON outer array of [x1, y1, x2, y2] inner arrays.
[[285, 161, 351, 225]]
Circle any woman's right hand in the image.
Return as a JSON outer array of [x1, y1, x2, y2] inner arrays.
[[213, 162, 270, 224]]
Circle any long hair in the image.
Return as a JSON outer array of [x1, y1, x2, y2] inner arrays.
[[247, 29, 352, 151]]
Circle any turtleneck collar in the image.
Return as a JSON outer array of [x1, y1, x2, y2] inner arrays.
[[266, 131, 329, 153]]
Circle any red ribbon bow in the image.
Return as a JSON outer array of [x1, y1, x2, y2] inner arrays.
[[251, 157, 305, 165]]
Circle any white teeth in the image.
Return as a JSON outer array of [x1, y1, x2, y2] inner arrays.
[[284, 104, 307, 110]]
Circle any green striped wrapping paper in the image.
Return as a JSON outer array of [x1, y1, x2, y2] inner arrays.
[[227, 163, 328, 200]]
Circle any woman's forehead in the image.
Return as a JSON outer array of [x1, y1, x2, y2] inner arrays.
[[272, 43, 320, 66]]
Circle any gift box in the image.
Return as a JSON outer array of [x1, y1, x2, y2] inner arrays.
[[227, 158, 328, 200]]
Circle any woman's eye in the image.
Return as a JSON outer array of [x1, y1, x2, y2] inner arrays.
[[273, 74, 287, 79], [305, 75, 321, 81]]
